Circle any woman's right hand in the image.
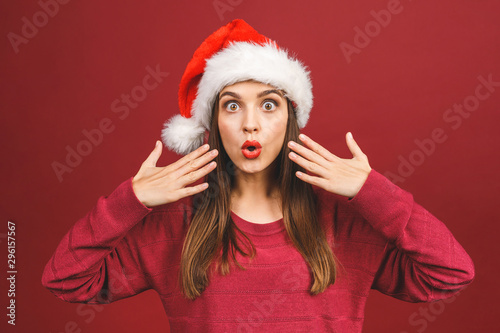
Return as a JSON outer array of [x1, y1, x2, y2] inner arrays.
[[132, 140, 218, 208]]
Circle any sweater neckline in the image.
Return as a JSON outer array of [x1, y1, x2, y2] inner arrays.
[[230, 211, 285, 235]]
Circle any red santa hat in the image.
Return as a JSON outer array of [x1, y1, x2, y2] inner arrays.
[[161, 19, 313, 155]]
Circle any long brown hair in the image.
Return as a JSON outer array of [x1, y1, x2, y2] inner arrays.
[[178, 94, 339, 300]]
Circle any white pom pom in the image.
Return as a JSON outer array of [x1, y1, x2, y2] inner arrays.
[[161, 114, 206, 155]]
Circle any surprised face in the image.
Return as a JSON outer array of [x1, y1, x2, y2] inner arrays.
[[217, 80, 288, 177]]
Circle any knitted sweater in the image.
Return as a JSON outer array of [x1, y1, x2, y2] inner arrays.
[[41, 169, 475, 332]]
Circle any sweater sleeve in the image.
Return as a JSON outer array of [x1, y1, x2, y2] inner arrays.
[[346, 169, 475, 303], [41, 177, 154, 304]]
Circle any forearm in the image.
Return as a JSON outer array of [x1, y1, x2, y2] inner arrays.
[[347, 169, 475, 301], [41, 177, 153, 302]]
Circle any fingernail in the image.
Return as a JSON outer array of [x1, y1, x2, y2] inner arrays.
[[202, 144, 209, 149], [156, 140, 160, 147], [299, 134, 306, 141], [288, 141, 296, 148], [348, 132, 353, 140]]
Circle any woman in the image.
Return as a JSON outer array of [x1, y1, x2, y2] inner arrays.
[[42, 19, 475, 332]]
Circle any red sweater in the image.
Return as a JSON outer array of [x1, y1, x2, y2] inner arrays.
[[41, 169, 474, 332]]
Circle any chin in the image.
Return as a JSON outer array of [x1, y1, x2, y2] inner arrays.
[[228, 148, 278, 176], [236, 161, 265, 174], [230, 155, 263, 173]]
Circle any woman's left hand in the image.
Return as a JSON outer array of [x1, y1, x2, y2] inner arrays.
[[287, 132, 372, 199]]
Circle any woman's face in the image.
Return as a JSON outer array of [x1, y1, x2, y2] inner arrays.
[[218, 80, 288, 176]]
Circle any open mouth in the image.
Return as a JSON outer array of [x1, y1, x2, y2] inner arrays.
[[242, 147, 261, 159], [241, 140, 262, 159]]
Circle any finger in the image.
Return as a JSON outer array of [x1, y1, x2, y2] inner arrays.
[[288, 150, 328, 178], [288, 139, 333, 168], [176, 182, 210, 200], [167, 143, 211, 172], [142, 140, 163, 168], [298, 134, 338, 162], [345, 132, 366, 159], [178, 159, 217, 187], [174, 147, 218, 179], [295, 170, 325, 187]]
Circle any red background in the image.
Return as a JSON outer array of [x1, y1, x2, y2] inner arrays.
[[1, 0, 499, 332]]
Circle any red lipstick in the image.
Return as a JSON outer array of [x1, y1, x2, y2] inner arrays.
[[241, 140, 262, 159]]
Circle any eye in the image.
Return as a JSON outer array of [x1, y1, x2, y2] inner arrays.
[[262, 100, 277, 111], [225, 102, 240, 112]]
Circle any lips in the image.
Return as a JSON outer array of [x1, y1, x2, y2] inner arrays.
[[241, 140, 262, 159]]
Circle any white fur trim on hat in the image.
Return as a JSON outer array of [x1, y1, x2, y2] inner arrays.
[[194, 41, 313, 130], [162, 41, 313, 155]]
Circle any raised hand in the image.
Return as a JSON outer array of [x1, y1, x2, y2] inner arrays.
[[132, 140, 218, 207], [287, 132, 372, 199]]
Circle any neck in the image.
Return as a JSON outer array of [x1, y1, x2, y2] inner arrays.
[[231, 162, 280, 203]]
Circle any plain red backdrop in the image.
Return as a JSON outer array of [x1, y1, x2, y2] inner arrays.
[[1, 0, 499, 332]]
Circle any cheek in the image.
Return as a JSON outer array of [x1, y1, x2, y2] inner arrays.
[[218, 118, 237, 148], [218, 116, 228, 139], [265, 119, 287, 154], [269, 116, 287, 141]]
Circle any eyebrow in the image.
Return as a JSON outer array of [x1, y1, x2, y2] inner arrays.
[[219, 89, 284, 100]]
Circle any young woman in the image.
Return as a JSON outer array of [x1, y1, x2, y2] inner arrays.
[[42, 19, 475, 332]]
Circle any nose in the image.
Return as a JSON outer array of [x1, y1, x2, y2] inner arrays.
[[242, 107, 259, 133]]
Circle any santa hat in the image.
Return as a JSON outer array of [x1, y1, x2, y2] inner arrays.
[[161, 19, 313, 155]]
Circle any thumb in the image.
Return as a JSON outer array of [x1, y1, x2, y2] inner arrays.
[[142, 140, 163, 168], [346, 132, 365, 159]]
